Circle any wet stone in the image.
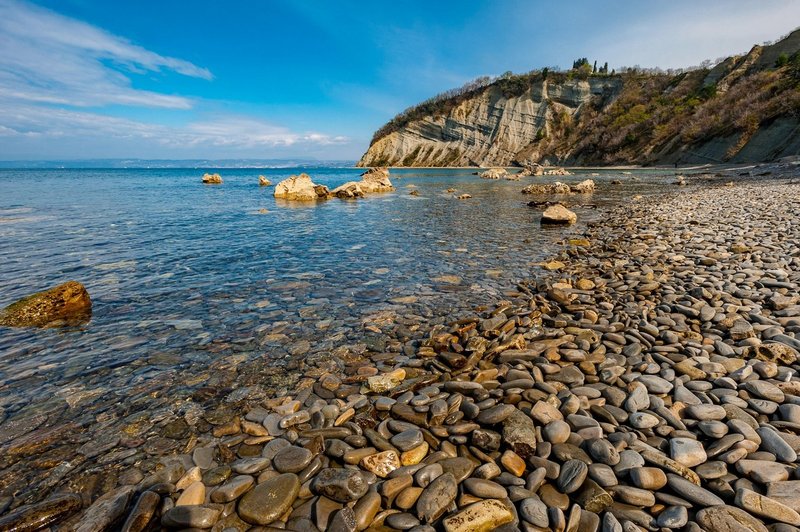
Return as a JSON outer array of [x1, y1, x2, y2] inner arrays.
[[438, 457, 476, 483], [202, 465, 232, 486], [391, 429, 424, 451], [161, 505, 221, 529], [312, 468, 370, 502], [273, 445, 314, 473], [476, 404, 517, 425], [329, 507, 358, 532], [385, 512, 420, 530], [472, 428, 501, 451], [360, 450, 402, 478], [231, 457, 271, 475], [0, 494, 83, 532], [416, 472, 457, 523], [75, 486, 135, 532], [238, 473, 300, 525], [210, 475, 254, 503], [120, 491, 160, 532]]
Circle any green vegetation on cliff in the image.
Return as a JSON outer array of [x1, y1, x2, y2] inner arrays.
[[362, 29, 800, 166]]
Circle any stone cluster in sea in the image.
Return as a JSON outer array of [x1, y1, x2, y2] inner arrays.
[[2, 176, 800, 531]]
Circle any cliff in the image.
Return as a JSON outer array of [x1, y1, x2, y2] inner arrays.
[[359, 29, 800, 167]]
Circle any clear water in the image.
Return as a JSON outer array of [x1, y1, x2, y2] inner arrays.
[[0, 167, 679, 475]]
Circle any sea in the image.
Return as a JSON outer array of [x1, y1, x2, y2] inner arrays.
[[0, 166, 682, 491]]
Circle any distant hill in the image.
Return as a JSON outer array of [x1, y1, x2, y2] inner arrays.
[[359, 29, 800, 167]]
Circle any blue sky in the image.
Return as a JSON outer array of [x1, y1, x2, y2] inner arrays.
[[1, 0, 799, 161]]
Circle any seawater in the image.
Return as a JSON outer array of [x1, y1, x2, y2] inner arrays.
[[0, 166, 678, 494]]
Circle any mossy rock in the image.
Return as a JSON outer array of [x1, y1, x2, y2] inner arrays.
[[0, 281, 91, 327]]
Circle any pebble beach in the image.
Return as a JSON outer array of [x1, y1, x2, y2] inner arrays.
[[3, 169, 800, 531]]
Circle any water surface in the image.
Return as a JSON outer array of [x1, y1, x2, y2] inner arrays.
[[0, 167, 680, 478]]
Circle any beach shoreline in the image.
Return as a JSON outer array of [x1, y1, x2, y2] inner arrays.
[[2, 167, 800, 530]]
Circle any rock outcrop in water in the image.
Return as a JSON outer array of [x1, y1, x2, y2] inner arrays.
[[273, 173, 330, 201], [275, 169, 395, 202], [0, 281, 91, 327], [359, 29, 800, 167], [358, 167, 395, 193], [521, 179, 596, 195], [201, 173, 222, 184], [479, 168, 508, 179], [258, 175, 271, 186], [540, 203, 577, 225]]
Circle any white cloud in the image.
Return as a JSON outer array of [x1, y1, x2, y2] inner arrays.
[[0, 102, 348, 151], [0, 0, 211, 109], [0, 1, 353, 158]]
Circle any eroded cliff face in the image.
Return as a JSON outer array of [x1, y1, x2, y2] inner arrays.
[[358, 78, 623, 168], [359, 29, 800, 167]]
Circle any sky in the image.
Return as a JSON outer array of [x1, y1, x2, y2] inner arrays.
[[0, 0, 799, 162]]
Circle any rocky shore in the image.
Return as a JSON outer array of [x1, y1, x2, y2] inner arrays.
[[3, 176, 800, 531]]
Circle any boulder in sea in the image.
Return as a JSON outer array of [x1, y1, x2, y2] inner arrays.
[[273, 173, 330, 201], [516, 168, 531, 178], [202, 173, 223, 184], [544, 167, 571, 176], [521, 182, 572, 195], [457, 194, 472, 200], [258, 175, 272, 186], [329, 169, 395, 199], [331, 182, 365, 199], [570, 179, 596, 193], [479, 168, 507, 179], [359, 167, 395, 192], [0, 281, 92, 327], [674, 175, 687, 186], [541, 204, 577, 225]]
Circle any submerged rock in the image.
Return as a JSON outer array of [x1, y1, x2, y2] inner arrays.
[[0, 280, 91, 327], [0, 494, 82, 531], [202, 173, 222, 184], [75, 486, 136, 532], [570, 179, 595, 193], [273, 173, 330, 201], [521, 182, 572, 195]]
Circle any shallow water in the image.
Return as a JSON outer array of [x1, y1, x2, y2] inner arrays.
[[0, 167, 680, 471]]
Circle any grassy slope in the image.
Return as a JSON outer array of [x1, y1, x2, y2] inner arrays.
[[365, 31, 800, 166], [551, 63, 800, 164]]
